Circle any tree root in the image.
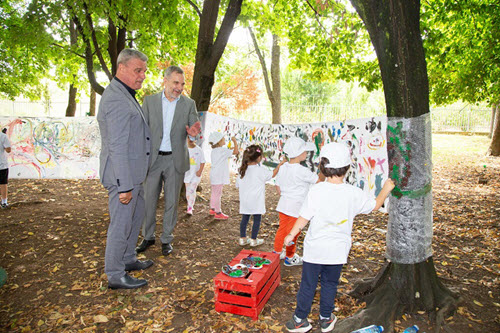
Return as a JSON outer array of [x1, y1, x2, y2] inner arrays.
[[333, 257, 460, 333]]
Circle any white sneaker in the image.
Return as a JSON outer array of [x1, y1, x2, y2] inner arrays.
[[249, 238, 264, 247], [284, 254, 303, 266], [273, 250, 286, 260], [238, 237, 249, 246]]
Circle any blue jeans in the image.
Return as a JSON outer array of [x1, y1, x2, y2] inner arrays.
[[295, 261, 343, 319], [240, 214, 262, 239]]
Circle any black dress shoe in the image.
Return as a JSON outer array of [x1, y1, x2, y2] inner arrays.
[[135, 239, 155, 253], [125, 259, 153, 271], [162, 243, 173, 256], [108, 274, 147, 289]]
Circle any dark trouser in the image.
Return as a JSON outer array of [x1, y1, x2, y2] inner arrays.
[[240, 214, 262, 239], [295, 261, 343, 319], [104, 184, 144, 282]]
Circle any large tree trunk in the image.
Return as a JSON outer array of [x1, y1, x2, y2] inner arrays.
[[65, 84, 77, 117], [248, 28, 282, 124], [487, 103, 500, 156], [190, 0, 243, 111], [334, 1, 458, 332]]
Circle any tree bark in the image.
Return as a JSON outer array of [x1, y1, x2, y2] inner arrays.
[[65, 18, 78, 117], [190, 0, 243, 111], [88, 87, 96, 117], [248, 28, 282, 124], [65, 84, 77, 117], [338, 1, 459, 331], [487, 103, 500, 156]]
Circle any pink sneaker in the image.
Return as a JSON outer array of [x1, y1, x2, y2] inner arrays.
[[214, 212, 229, 220], [209, 209, 216, 215]]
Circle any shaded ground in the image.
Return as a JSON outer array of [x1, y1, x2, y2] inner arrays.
[[0, 134, 499, 332]]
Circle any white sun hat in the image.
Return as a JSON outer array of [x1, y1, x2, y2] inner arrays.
[[208, 132, 224, 145], [320, 142, 351, 168], [283, 137, 316, 158]]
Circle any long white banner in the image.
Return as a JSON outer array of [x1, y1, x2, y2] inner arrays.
[[1, 113, 388, 197]]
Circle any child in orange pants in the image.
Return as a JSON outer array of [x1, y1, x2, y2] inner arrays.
[[274, 137, 321, 266]]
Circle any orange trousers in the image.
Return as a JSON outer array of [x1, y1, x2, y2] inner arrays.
[[274, 212, 300, 258]]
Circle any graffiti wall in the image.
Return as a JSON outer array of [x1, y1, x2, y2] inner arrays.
[[0, 113, 388, 199], [0, 117, 100, 179], [199, 112, 388, 198]]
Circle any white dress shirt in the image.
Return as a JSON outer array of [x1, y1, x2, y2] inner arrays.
[[159, 92, 179, 152]]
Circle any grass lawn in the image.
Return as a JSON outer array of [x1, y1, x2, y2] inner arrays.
[[432, 133, 492, 166]]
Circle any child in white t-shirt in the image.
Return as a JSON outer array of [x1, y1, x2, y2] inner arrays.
[[236, 144, 283, 247], [274, 137, 321, 267], [208, 132, 238, 220], [184, 137, 206, 215], [284, 142, 394, 333]]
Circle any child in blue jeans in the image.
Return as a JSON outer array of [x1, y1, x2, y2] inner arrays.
[[284, 142, 394, 333]]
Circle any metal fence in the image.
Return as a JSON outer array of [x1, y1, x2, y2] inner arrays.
[[224, 103, 493, 134], [0, 99, 492, 134]]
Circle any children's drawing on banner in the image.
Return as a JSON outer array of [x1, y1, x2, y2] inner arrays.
[[0, 117, 100, 179], [199, 112, 388, 198]]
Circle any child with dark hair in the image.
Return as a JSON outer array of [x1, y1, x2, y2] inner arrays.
[[284, 142, 395, 333], [236, 144, 283, 247]]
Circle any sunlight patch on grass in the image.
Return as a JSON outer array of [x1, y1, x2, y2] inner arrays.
[[432, 134, 491, 166]]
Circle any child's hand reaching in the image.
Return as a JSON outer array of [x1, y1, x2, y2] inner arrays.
[[284, 234, 294, 247]]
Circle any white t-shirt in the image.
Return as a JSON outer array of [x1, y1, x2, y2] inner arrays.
[[276, 162, 319, 217], [210, 147, 234, 185], [184, 145, 206, 183], [0, 132, 11, 170], [236, 164, 273, 215], [300, 182, 376, 265]]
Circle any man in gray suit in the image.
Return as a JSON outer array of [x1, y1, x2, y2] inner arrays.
[[97, 48, 154, 289], [136, 66, 201, 256]]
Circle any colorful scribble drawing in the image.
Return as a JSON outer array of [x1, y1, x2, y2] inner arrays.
[[200, 113, 389, 199], [1, 113, 388, 196], [0, 117, 100, 179]]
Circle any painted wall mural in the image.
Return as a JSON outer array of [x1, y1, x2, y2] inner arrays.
[[199, 112, 389, 198], [0, 117, 100, 179], [1, 113, 388, 200]]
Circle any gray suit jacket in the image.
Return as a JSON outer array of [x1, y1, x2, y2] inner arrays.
[[142, 92, 199, 174], [97, 78, 152, 192]]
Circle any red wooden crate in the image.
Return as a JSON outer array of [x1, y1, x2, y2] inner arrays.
[[214, 250, 280, 320]]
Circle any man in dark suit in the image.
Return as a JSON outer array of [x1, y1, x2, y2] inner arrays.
[[97, 48, 153, 289], [136, 66, 201, 256]]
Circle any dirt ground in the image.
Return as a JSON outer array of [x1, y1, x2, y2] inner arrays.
[[0, 137, 499, 332]]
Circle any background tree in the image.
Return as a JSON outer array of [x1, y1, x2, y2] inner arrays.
[[421, 0, 500, 156], [189, 0, 244, 111]]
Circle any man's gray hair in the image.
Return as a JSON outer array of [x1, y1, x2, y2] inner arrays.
[[117, 48, 148, 65], [164, 65, 184, 78]]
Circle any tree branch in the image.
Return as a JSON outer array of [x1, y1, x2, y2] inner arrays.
[[185, 0, 201, 17], [83, 2, 112, 80], [304, 0, 334, 38], [50, 43, 85, 59], [248, 26, 273, 102]]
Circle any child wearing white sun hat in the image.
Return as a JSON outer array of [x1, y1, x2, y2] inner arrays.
[[283, 142, 395, 333], [273, 136, 321, 267], [208, 131, 238, 220]]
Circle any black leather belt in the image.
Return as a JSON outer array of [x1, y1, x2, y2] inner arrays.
[[158, 151, 172, 155]]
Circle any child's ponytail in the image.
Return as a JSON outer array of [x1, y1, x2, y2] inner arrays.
[[238, 144, 263, 178]]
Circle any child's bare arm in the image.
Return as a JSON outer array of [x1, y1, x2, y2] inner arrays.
[[271, 158, 286, 178], [374, 179, 395, 210], [196, 163, 205, 177], [284, 216, 309, 246], [231, 137, 238, 155], [275, 185, 281, 195]]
